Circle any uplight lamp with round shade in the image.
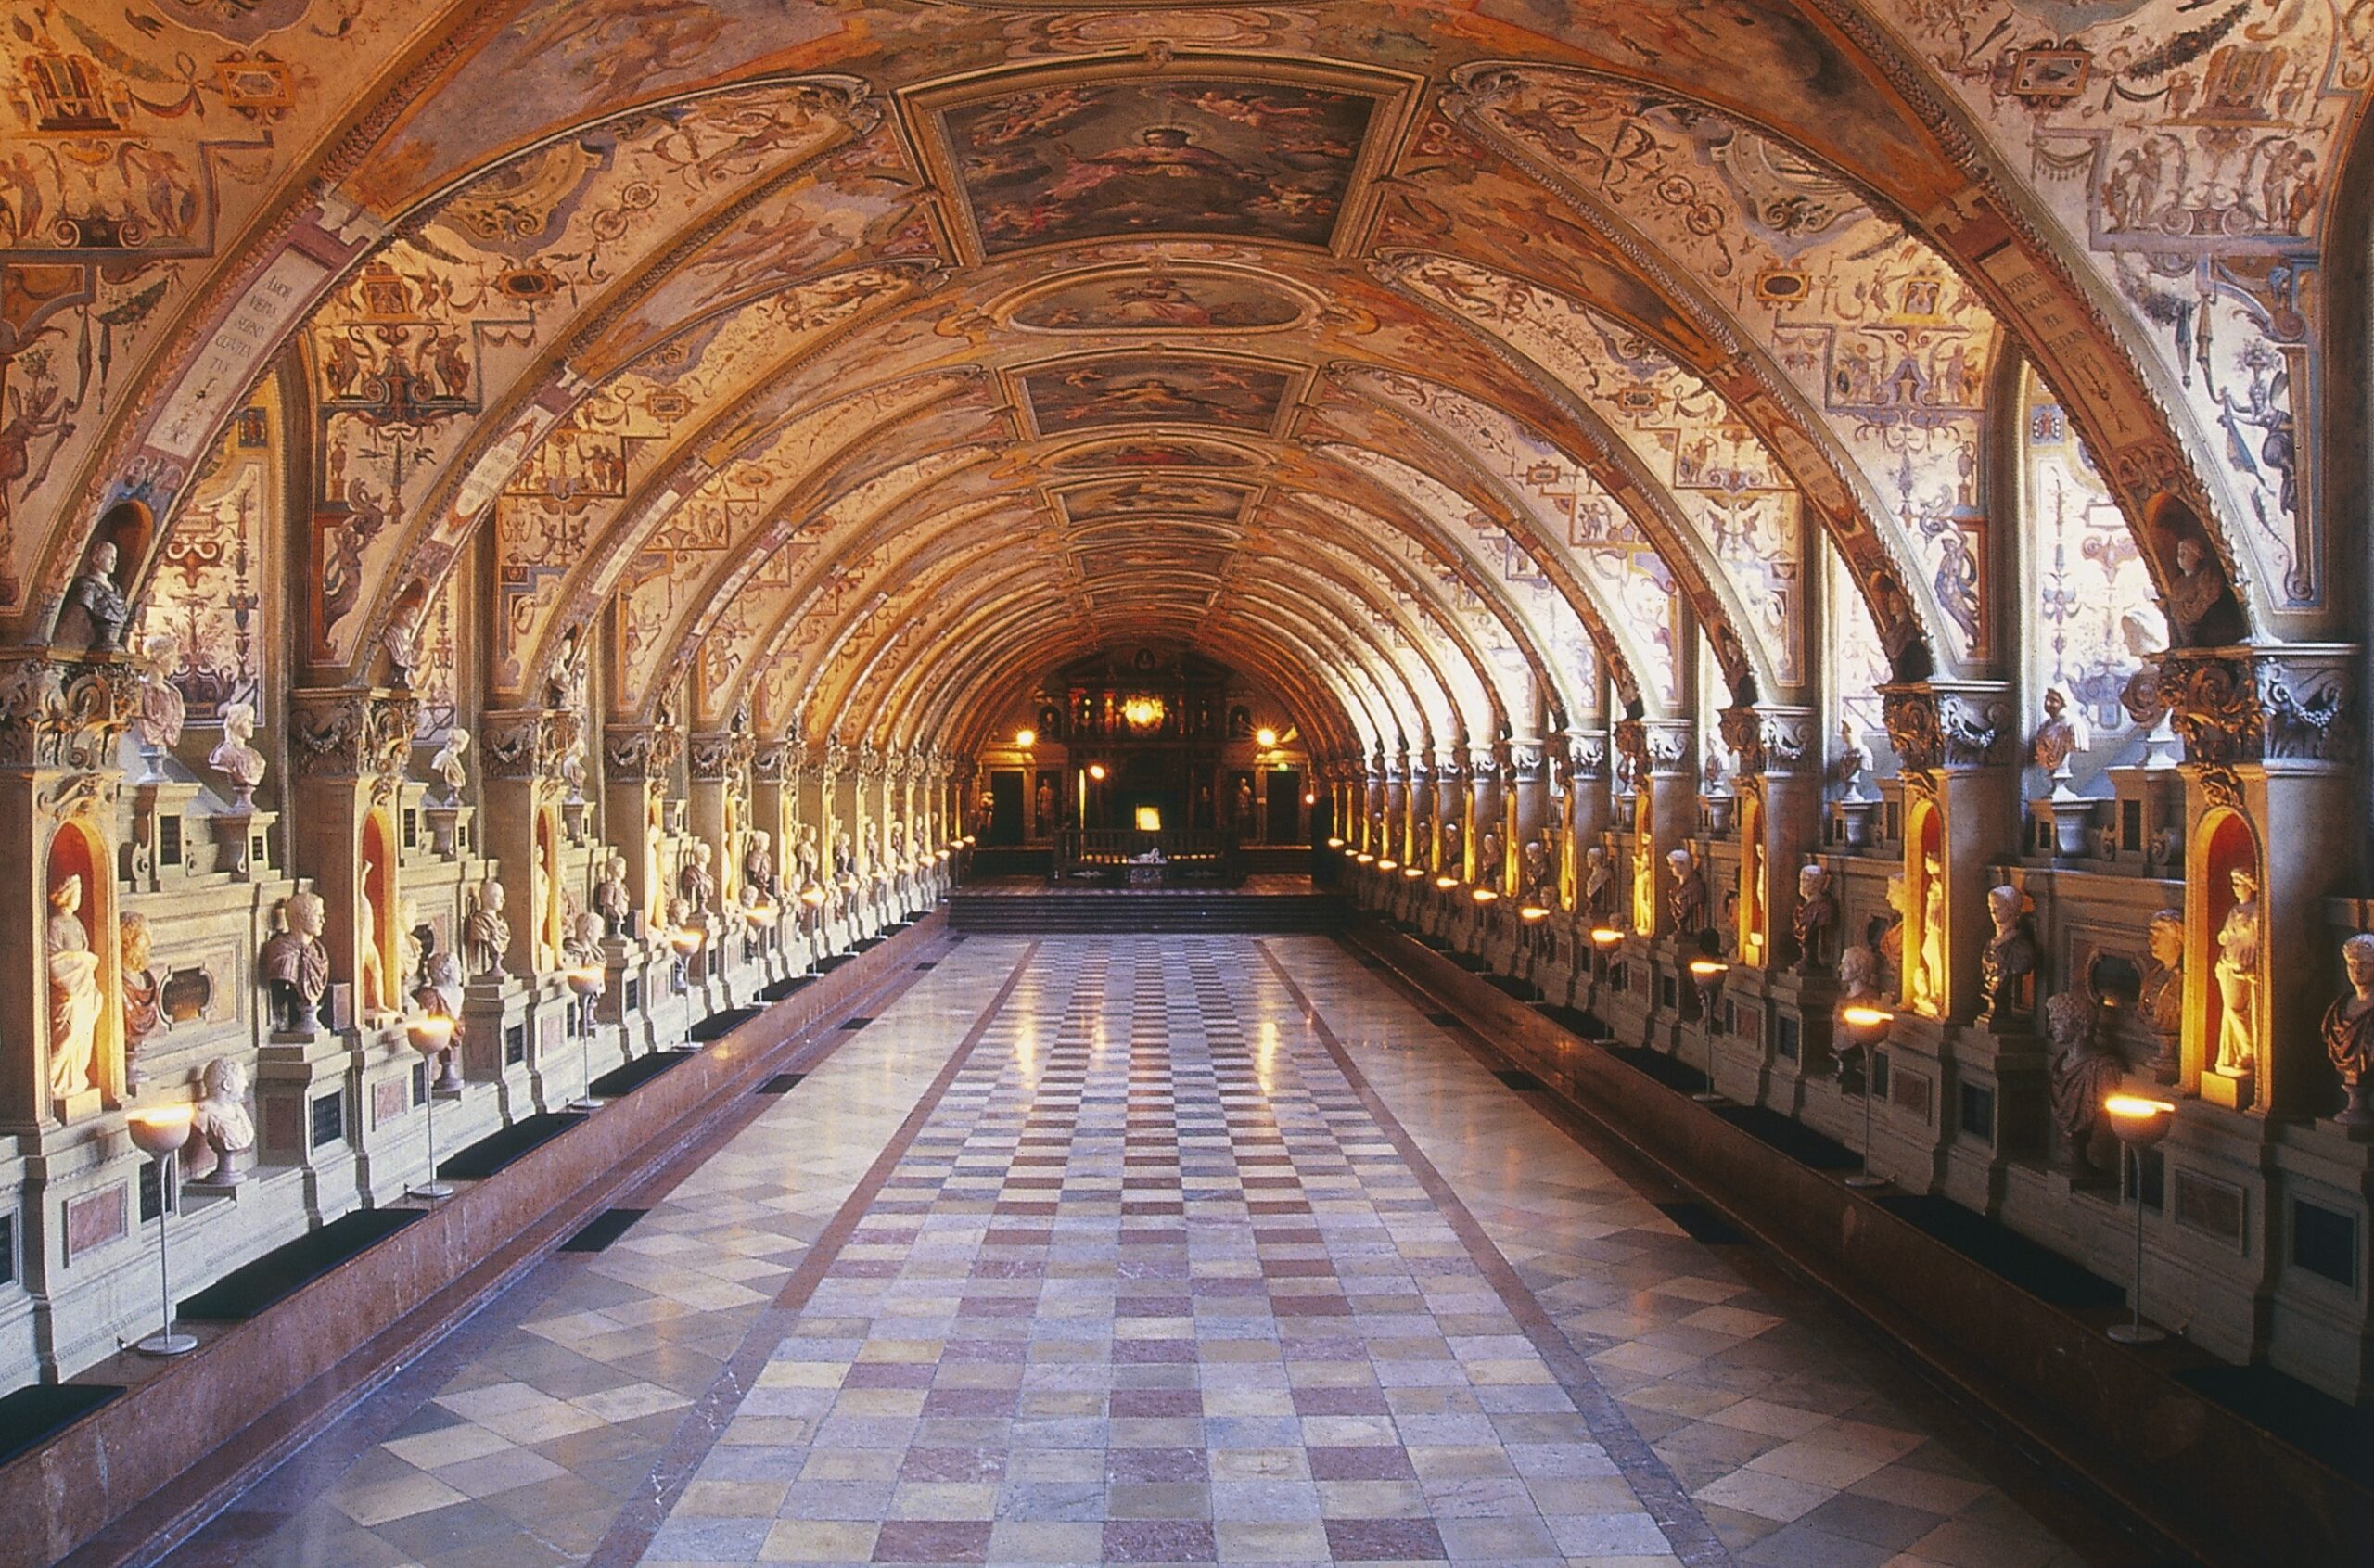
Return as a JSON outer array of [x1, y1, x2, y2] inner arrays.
[[1377, 859, 1398, 872], [798, 884, 828, 907], [1256, 727, 1279, 748], [565, 964, 608, 1113], [1402, 866, 1425, 880], [127, 1107, 198, 1357], [1015, 728, 1036, 748], [1836, 1001, 1895, 1191], [2103, 1094, 2178, 1345], [1688, 958, 1730, 980], [1589, 926, 1623, 947], [1520, 905, 1551, 924], [405, 1015, 458, 1201], [1354, 852, 1374, 865], [1840, 1003, 1895, 1029], [1436, 874, 1458, 891], [1087, 763, 1107, 781], [1326, 836, 1345, 849], [1303, 792, 1317, 806], [1470, 886, 1498, 904]]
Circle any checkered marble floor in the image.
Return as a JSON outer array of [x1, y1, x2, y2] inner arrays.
[[173, 937, 2121, 1568]]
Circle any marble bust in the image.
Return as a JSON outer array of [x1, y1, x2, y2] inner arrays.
[[209, 700, 267, 810], [2046, 990, 2122, 1178], [183, 1057, 257, 1187], [261, 890, 330, 1035], [1792, 861, 1836, 975], [2137, 910, 2183, 1085], [463, 878, 511, 980], [1978, 885, 2038, 1028], [2323, 933, 2374, 1128], [1666, 847, 1704, 937]]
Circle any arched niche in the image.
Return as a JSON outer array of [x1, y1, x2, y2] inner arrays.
[[1905, 798, 1946, 1018], [534, 808, 564, 972], [2189, 807, 2264, 1109], [1737, 788, 1767, 968], [359, 811, 398, 1021], [1629, 789, 1656, 936], [44, 819, 116, 1112], [49, 499, 153, 650]]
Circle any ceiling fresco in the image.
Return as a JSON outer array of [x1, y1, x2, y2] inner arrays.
[[6, 0, 2365, 767], [925, 75, 1391, 255]]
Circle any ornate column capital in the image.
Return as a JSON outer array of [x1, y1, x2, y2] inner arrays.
[[1718, 704, 1818, 778], [478, 707, 581, 784], [1877, 682, 2014, 777], [1561, 729, 1609, 784], [1511, 742, 1548, 785], [291, 686, 419, 783], [601, 722, 681, 784], [688, 729, 755, 782], [752, 741, 790, 782], [2158, 645, 2356, 770], [0, 652, 137, 772]]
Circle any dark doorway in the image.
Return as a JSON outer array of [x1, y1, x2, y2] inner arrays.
[[1264, 768, 1303, 845], [988, 771, 1025, 846]]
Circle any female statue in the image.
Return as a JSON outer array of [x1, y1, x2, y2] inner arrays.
[[1913, 853, 1946, 1015], [2213, 868, 2259, 1077], [47, 876, 104, 1101]]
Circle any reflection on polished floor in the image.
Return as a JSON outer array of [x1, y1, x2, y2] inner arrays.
[[171, 937, 2131, 1568]]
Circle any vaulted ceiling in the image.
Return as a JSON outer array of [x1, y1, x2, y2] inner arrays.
[[6, 1, 2361, 760]]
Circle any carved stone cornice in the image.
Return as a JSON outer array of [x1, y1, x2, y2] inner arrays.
[[1719, 705, 1817, 778], [0, 652, 136, 772], [1614, 718, 1691, 782], [2159, 645, 2356, 768], [291, 687, 418, 782], [1878, 682, 2014, 776]]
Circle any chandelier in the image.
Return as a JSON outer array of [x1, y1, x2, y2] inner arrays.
[[1121, 695, 1166, 731]]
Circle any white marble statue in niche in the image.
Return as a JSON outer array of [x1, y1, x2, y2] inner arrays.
[[46, 874, 104, 1102], [2213, 868, 2260, 1077], [464, 877, 512, 981]]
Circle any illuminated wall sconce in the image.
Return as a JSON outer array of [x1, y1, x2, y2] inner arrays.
[[1087, 763, 1107, 781], [1015, 728, 1036, 748], [1256, 727, 1279, 747]]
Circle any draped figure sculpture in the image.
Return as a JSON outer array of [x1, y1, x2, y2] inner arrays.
[[2213, 869, 2259, 1077], [47, 876, 104, 1102]]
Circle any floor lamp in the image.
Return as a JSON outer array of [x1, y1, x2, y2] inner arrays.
[[407, 1014, 456, 1200], [126, 1108, 198, 1358], [2105, 1094, 2176, 1345]]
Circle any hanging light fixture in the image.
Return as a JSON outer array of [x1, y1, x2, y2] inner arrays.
[[1122, 695, 1166, 731]]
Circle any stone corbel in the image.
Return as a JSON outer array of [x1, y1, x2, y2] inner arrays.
[[1878, 682, 2015, 779], [753, 741, 790, 783], [2159, 645, 2357, 770], [478, 709, 555, 784], [1718, 704, 1817, 779], [687, 733, 738, 782], [289, 687, 418, 784], [0, 652, 138, 773]]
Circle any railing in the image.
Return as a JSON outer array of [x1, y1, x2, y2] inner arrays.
[[1054, 829, 1237, 884]]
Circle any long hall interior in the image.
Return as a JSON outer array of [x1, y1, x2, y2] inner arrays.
[[0, 3, 2369, 1565]]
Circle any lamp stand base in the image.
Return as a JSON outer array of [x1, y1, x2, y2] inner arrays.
[[2107, 1323, 2166, 1345], [1843, 1173, 1888, 1190], [412, 1180, 455, 1201], [136, 1331, 198, 1358], [567, 1096, 606, 1113]]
